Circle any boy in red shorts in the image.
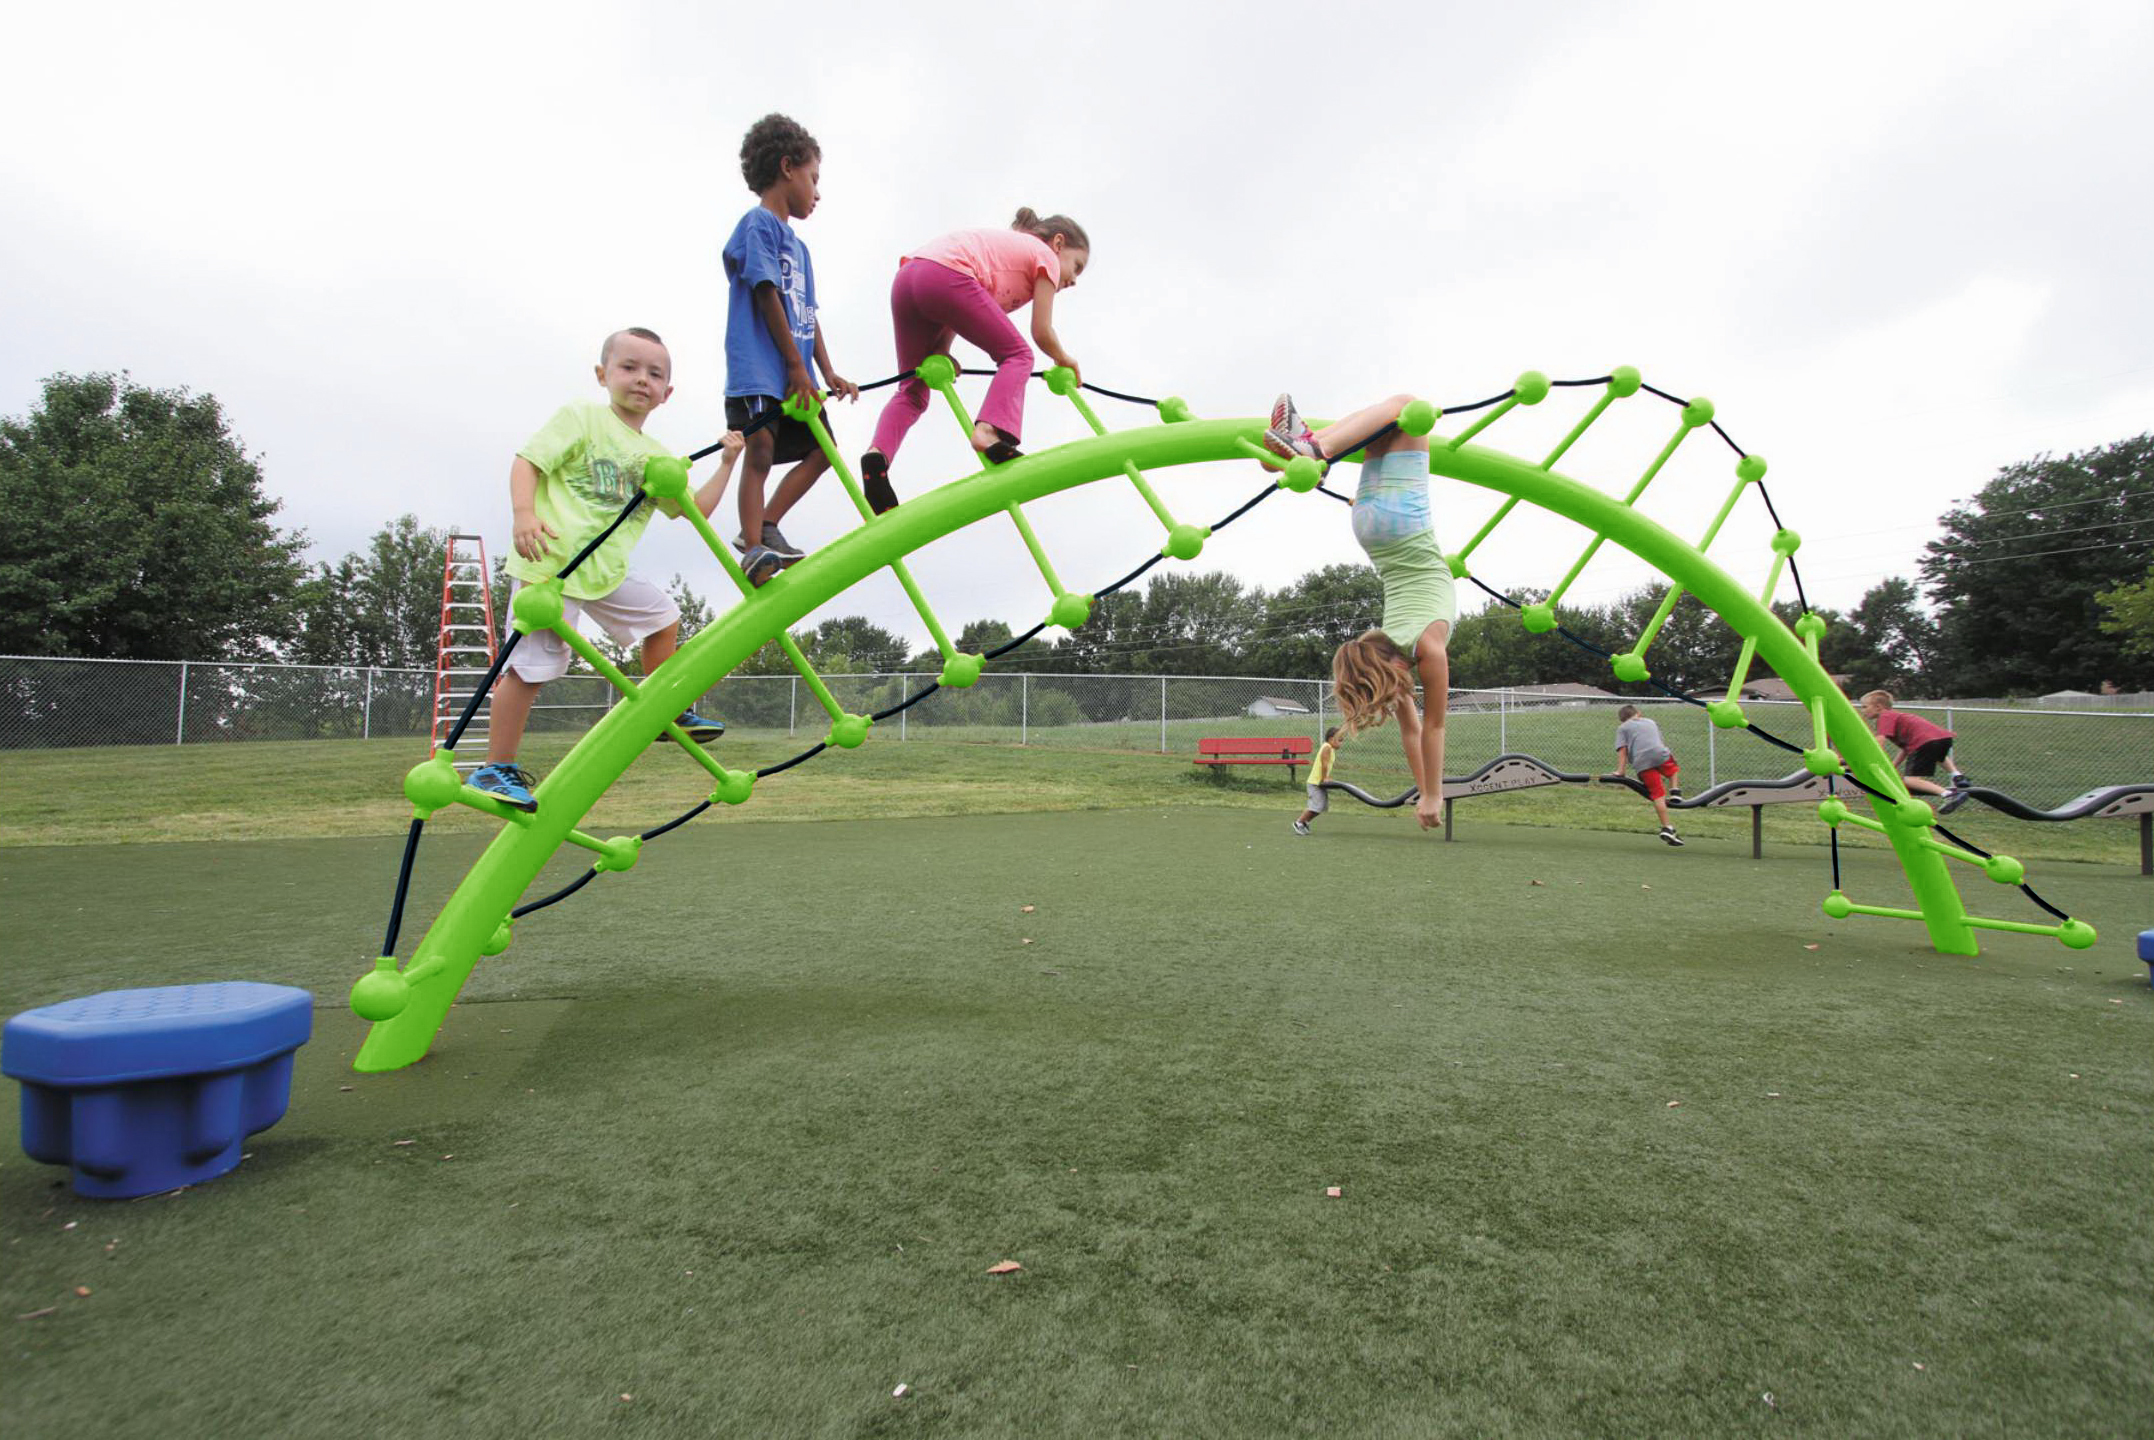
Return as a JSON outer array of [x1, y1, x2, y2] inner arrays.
[[1613, 704, 1684, 846], [1859, 690, 1970, 798]]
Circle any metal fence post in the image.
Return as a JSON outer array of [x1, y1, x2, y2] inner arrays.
[[363, 667, 375, 741], [789, 676, 797, 737], [1499, 689, 1507, 753], [1945, 705, 1954, 731], [900, 673, 908, 741], [1315, 682, 1325, 744], [175, 660, 188, 745], [1708, 716, 1717, 787], [1160, 675, 1168, 753], [1022, 673, 1029, 745]]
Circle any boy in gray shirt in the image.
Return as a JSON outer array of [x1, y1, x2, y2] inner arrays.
[[1613, 704, 1683, 846]]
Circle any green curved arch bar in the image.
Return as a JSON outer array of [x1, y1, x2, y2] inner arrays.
[[351, 418, 1977, 1073]]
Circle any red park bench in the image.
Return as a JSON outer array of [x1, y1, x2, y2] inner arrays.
[[1194, 735, 1315, 782]]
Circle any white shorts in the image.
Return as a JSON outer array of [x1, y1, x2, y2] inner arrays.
[[504, 575, 681, 684], [1305, 783, 1330, 814]]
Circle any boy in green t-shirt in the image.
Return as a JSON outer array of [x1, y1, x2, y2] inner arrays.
[[469, 328, 744, 813], [1293, 727, 1343, 836]]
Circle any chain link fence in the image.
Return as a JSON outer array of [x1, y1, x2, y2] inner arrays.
[[4, 655, 2147, 808]]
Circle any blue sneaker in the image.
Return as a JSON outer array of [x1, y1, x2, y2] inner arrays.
[[742, 545, 784, 586], [662, 710, 725, 745], [468, 762, 538, 813]]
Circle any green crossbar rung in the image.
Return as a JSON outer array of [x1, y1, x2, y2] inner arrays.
[[778, 631, 845, 722], [1630, 584, 1687, 657], [1058, 373, 1182, 532], [1454, 497, 1523, 566], [1695, 478, 1748, 555], [548, 618, 727, 781], [1539, 391, 1618, 472], [675, 482, 766, 599], [1443, 397, 1518, 452], [1720, 548, 1791, 700], [798, 405, 962, 665], [1827, 894, 2073, 943], [437, 785, 537, 827], [1003, 502, 1066, 594]]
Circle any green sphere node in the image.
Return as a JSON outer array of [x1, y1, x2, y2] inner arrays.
[[1399, 399, 1440, 436], [916, 354, 958, 388], [1707, 698, 1748, 730], [596, 836, 641, 873], [1982, 854, 2025, 885], [1157, 396, 1193, 424], [1900, 798, 1936, 828], [512, 580, 565, 634], [2057, 919, 2098, 950], [1049, 592, 1093, 630], [939, 652, 984, 689], [641, 455, 690, 504], [1163, 523, 1208, 561], [1520, 603, 1556, 634], [1279, 456, 1323, 493], [351, 965, 411, 1022], [1802, 747, 1840, 777], [1044, 366, 1078, 397], [1817, 798, 1849, 827], [481, 922, 513, 957], [1821, 891, 1854, 920], [1608, 365, 1643, 398], [1444, 552, 1470, 581], [829, 713, 872, 749], [1736, 454, 1768, 484], [1771, 528, 1802, 558], [404, 755, 465, 814], [780, 390, 821, 421], [1682, 397, 1716, 428], [1794, 612, 1827, 642], [711, 768, 754, 805], [1514, 371, 1552, 406], [1610, 652, 1649, 683]]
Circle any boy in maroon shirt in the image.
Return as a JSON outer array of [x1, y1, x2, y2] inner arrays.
[[1858, 690, 1971, 797]]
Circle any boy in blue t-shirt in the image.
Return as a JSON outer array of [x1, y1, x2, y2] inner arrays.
[[724, 113, 858, 585]]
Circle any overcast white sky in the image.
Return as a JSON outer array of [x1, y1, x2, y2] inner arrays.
[[5, 0, 2149, 655]]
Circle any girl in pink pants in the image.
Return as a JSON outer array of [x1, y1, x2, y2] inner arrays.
[[860, 207, 1090, 513]]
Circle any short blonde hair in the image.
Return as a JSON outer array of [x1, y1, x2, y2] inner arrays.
[[1860, 690, 1894, 709]]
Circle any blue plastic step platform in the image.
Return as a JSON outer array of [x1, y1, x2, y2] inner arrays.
[[3, 983, 313, 1199]]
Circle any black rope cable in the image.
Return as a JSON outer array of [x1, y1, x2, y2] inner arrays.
[[378, 818, 427, 957], [511, 864, 601, 919]]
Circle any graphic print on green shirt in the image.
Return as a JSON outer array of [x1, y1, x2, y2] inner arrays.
[[505, 401, 680, 601]]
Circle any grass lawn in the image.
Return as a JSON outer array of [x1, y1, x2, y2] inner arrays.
[[1, 769, 2149, 1436]]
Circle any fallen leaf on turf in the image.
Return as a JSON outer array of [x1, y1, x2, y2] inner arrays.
[[618, 1394, 632, 1403], [1641, 884, 1652, 890], [440, 1155, 454, 1161], [892, 1384, 911, 1398], [986, 1261, 1023, 1275], [1762, 1393, 1777, 1409], [1325, 1186, 1342, 1198], [16, 1308, 56, 1321], [1021, 938, 1033, 945], [338, 1085, 354, 1092], [1021, 905, 1035, 914], [392, 1140, 415, 1147], [1529, 879, 1545, 887], [62, 1222, 76, 1231], [1666, 1100, 1682, 1108], [72, 1286, 90, 1298], [1912, 1362, 1926, 1371], [1766, 1092, 1781, 1098], [1803, 944, 1820, 951], [2110, 999, 2124, 1005]]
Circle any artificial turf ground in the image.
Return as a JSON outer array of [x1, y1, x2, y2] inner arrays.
[[2, 800, 2148, 1438]]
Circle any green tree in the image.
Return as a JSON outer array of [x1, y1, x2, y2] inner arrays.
[[1840, 578, 1937, 692], [1921, 434, 2153, 693], [1241, 564, 1384, 678], [289, 515, 454, 670], [2095, 565, 2154, 663], [801, 615, 910, 673], [0, 372, 306, 658]]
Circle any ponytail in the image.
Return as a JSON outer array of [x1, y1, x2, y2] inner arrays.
[[1011, 206, 1092, 251]]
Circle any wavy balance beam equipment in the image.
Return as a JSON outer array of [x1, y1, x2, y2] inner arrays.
[[346, 366, 2097, 1072]]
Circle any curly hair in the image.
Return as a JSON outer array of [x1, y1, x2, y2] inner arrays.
[[1331, 629, 1416, 736], [740, 113, 820, 193], [1011, 206, 1091, 252]]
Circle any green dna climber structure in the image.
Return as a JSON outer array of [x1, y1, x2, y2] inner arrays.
[[348, 365, 2097, 1073]]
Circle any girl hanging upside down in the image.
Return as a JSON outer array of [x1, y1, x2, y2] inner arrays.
[[1264, 394, 1454, 831]]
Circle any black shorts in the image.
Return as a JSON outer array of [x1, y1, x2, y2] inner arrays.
[[1905, 736, 1954, 776], [726, 394, 826, 467]]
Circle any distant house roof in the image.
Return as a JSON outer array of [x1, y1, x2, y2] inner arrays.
[[1251, 695, 1312, 713], [2041, 689, 2099, 701], [1734, 675, 1853, 702]]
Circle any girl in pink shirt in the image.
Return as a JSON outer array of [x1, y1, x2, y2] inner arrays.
[[859, 207, 1090, 513]]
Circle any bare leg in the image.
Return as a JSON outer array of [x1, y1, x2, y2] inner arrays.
[[487, 674, 541, 764], [1652, 794, 1673, 829], [639, 622, 681, 676], [1904, 775, 1950, 797], [1296, 808, 1318, 825], [737, 430, 775, 543], [1413, 622, 1450, 830], [763, 450, 831, 526], [1310, 394, 1430, 462]]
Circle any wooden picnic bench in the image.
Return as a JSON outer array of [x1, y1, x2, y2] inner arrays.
[[1195, 735, 1315, 782]]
